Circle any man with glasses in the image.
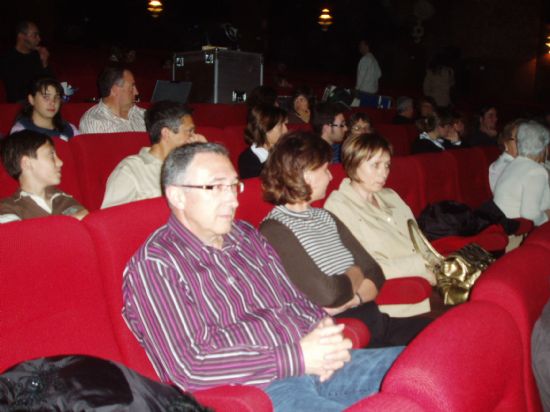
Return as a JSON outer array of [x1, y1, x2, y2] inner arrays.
[[0, 21, 53, 103], [101, 100, 206, 208], [122, 142, 401, 411], [80, 66, 146, 134], [312, 102, 348, 163]]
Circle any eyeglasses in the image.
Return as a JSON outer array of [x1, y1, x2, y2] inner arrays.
[[352, 125, 369, 132], [330, 123, 347, 128], [174, 181, 244, 194], [40, 93, 62, 103]]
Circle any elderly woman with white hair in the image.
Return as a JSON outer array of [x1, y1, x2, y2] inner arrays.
[[493, 121, 550, 228]]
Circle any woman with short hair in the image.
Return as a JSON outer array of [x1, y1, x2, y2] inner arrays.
[[493, 120, 550, 227], [237, 105, 288, 179], [10, 77, 79, 141], [260, 131, 431, 347]]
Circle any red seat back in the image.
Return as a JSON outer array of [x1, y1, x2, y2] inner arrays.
[[382, 301, 527, 411], [70, 132, 150, 210], [0, 103, 22, 136], [83, 197, 170, 380], [447, 147, 491, 208], [376, 124, 413, 156], [0, 216, 123, 372], [472, 244, 550, 412], [60, 102, 95, 127], [221, 125, 248, 169], [189, 103, 248, 128], [235, 177, 273, 227], [385, 156, 426, 217], [413, 151, 459, 205]]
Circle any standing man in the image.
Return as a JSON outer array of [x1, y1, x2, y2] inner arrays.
[[122, 142, 402, 411], [312, 102, 348, 163], [79, 66, 145, 134], [101, 100, 206, 208], [0, 21, 53, 103], [355, 39, 382, 96]]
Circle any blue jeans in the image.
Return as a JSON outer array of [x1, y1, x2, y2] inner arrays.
[[265, 347, 403, 412]]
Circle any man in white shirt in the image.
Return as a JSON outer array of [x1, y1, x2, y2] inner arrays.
[[101, 101, 206, 208], [355, 39, 381, 95], [79, 67, 146, 134]]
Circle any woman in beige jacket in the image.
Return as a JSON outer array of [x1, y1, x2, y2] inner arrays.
[[324, 133, 436, 317]]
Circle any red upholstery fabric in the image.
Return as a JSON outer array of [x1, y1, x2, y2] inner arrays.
[[336, 318, 371, 348], [385, 156, 426, 217], [69, 132, 150, 210], [196, 126, 224, 142], [513, 218, 534, 236], [189, 103, 248, 128], [0, 216, 124, 372], [60, 102, 95, 127], [376, 124, 413, 156], [524, 221, 550, 250], [446, 147, 491, 208], [83, 197, 170, 380], [0, 103, 21, 136], [235, 177, 273, 227], [479, 145, 501, 165], [345, 393, 425, 412], [375, 277, 432, 305], [382, 301, 527, 411], [471, 244, 550, 412], [221, 125, 248, 168], [287, 122, 313, 132]]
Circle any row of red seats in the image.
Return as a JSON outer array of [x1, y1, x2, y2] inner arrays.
[[349, 223, 550, 411], [1, 198, 548, 411], [0, 102, 398, 136]]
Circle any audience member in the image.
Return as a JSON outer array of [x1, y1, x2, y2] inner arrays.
[[101, 101, 205, 208], [79, 66, 145, 134], [488, 119, 523, 193], [260, 131, 431, 346], [122, 141, 402, 410], [392, 96, 415, 125], [447, 110, 467, 143], [532, 297, 550, 412], [355, 39, 381, 95], [312, 102, 348, 163], [411, 111, 462, 154], [469, 105, 498, 146], [422, 52, 455, 109], [493, 120, 550, 227], [417, 96, 436, 119], [10, 77, 79, 141], [347, 112, 372, 140], [0, 21, 53, 103], [324, 133, 437, 314], [286, 86, 313, 124], [0, 130, 87, 223], [238, 105, 288, 179]]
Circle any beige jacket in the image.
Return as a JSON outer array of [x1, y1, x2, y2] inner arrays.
[[324, 178, 436, 286]]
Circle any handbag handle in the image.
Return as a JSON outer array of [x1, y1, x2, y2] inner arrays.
[[407, 219, 444, 264]]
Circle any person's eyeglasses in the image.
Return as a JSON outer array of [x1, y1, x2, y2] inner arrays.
[[330, 123, 346, 128], [352, 125, 369, 132], [40, 93, 62, 103], [174, 181, 244, 194]]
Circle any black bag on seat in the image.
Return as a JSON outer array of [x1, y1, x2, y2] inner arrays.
[[0, 355, 211, 411]]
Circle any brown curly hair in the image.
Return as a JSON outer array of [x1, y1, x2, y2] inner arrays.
[[261, 131, 332, 205]]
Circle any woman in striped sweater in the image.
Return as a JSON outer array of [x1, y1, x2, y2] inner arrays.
[[259, 131, 430, 347]]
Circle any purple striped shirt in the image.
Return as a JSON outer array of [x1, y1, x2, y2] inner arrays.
[[122, 214, 325, 391]]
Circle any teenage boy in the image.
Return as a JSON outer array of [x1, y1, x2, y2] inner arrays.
[[0, 130, 87, 223]]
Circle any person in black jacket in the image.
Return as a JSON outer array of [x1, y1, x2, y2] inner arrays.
[[412, 111, 463, 154], [238, 105, 288, 179]]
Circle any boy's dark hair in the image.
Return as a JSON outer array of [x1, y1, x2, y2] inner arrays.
[[311, 102, 344, 135], [1, 130, 53, 180]]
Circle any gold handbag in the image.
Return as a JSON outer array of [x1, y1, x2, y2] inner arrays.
[[407, 219, 495, 305]]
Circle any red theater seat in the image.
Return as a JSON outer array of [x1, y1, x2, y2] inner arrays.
[[446, 147, 491, 208], [60, 102, 95, 127], [189, 103, 248, 128], [0, 216, 124, 372], [221, 125, 249, 169], [376, 124, 414, 156], [0, 103, 22, 136], [472, 243, 550, 412], [381, 301, 527, 411], [69, 132, 150, 210], [385, 156, 426, 217]]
